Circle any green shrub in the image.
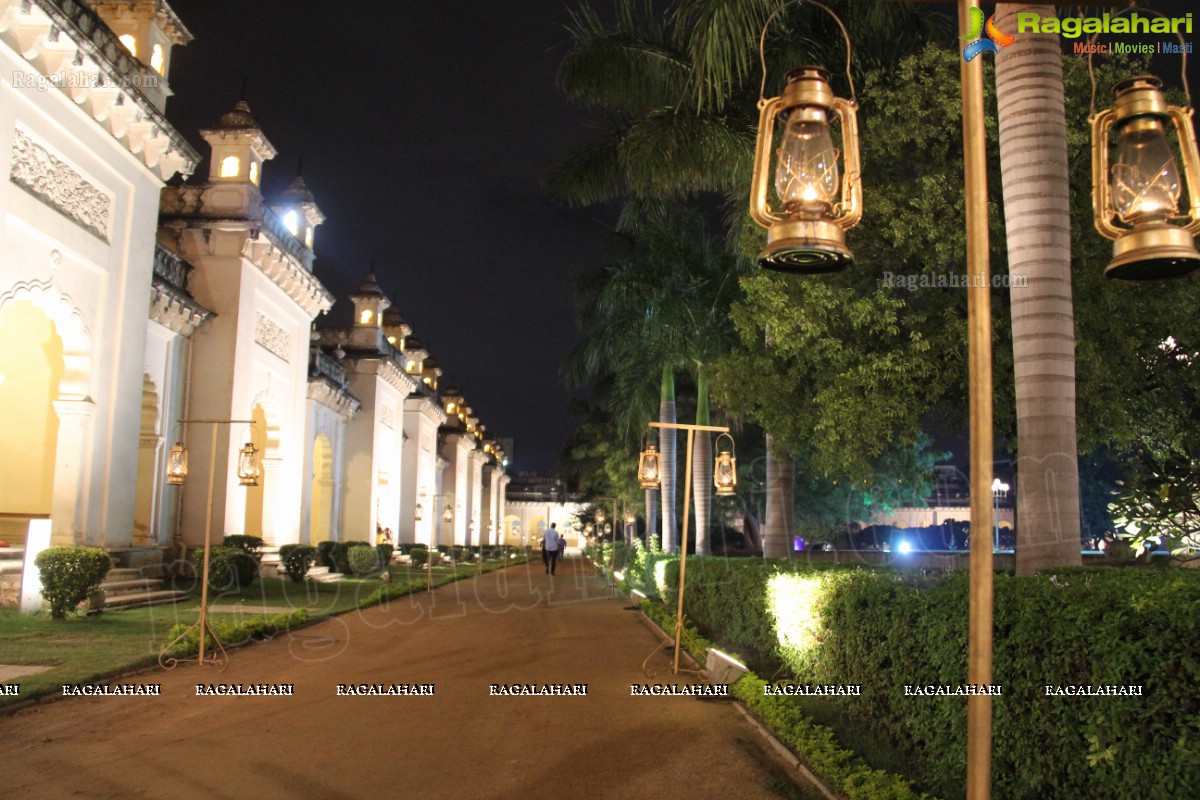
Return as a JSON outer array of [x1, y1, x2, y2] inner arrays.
[[34, 546, 111, 618], [278, 544, 316, 582], [162, 609, 307, 657], [347, 545, 379, 576], [663, 558, 1200, 799], [409, 547, 430, 567], [332, 540, 370, 573], [375, 543, 394, 569], [316, 540, 338, 568], [194, 546, 257, 592], [221, 535, 263, 558]]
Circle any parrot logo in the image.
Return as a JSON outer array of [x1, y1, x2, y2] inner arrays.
[[962, 7, 1015, 61]]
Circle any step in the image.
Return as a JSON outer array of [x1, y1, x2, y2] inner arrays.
[[105, 567, 145, 582], [0, 559, 23, 576], [99, 578, 162, 596], [99, 589, 188, 610]]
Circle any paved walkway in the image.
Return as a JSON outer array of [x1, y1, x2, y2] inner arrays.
[[0, 558, 808, 800]]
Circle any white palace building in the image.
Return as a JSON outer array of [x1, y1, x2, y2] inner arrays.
[[0, 0, 510, 606]]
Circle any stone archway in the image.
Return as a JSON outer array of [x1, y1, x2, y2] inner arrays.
[[0, 280, 92, 545]]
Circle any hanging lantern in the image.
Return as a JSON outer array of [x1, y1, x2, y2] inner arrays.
[[236, 442, 260, 487], [166, 441, 188, 485], [713, 433, 737, 496], [1092, 74, 1200, 280], [442, 504, 453, 523], [594, 509, 605, 525], [637, 442, 661, 489], [750, 66, 862, 272], [414, 502, 424, 522]]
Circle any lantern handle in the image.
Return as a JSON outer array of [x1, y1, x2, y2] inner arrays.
[[715, 432, 735, 453], [757, 0, 855, 109], [1086, 7, 1190, 116]]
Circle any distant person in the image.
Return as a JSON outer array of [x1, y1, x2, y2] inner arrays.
[[557, 530, 567, 563], [543, 523, 562, 575]]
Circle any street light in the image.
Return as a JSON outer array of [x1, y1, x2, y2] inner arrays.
[[158, 418, 259, 670], [1091, 68, 1200, 279], [750, 3, 996, 796], [991, 478, 1009, 553]]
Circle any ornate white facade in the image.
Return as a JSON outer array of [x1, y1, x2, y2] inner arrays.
[[0, 0, 507, 603]]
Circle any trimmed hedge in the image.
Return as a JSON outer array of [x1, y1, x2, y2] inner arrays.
[[660, 557, 1200, 799], [278, 544, 316, 582], [194, 546, 257, 592], [34, 546, 111, 618], [221, 535, 263, 558], [347, 544, 379, 576]]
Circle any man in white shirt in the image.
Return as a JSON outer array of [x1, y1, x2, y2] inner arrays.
[[543, 523, 562, 575]]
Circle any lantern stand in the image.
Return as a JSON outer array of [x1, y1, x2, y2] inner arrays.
[[414, 493, 451, 593], [159, 418, 259, 670], [642, 422, 729, 676], [751, 3, 997, 796], [592, 497, 620, 594], [1088, 13, 1200, 280]]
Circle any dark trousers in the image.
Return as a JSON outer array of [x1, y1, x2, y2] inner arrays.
[[544, 547, 559, 574]]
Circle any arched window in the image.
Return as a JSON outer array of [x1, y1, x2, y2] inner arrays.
[[150, 44, 165, 74], [282, 210, 299, 236], [219, 155, 240, 178], [119, 34, 137, 57]]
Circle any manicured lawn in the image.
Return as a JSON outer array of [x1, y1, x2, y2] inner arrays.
[[0, 558, 526, 709]]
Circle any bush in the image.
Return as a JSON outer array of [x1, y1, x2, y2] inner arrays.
[[221, 535, 263, 558], [278, 544, 316, 582], [376, 543, 394, 569], [34, 546, 111, 618], [347, 544, 379, 576], [663, 558, 1200, 799], [409, 547, 430, 567], [194, 546, 257, 592], [332, 540, 371, 573], [316, 540, 338, 568]]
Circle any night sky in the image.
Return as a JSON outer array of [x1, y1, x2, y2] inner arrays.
[[165, 0, 612, 475], [162, 1, 1197, 477]]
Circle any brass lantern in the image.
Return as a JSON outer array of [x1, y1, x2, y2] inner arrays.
[[166, 441, 188, 485], [442, 504, 453, 523], [414, 502, 424, 522], [750, 66, 862, 272], [713, 433, 737, 496], [637, 442, 661, 489], [236, 442, 260, 486], [1092, 75, 1200, 280], [595, 509, 606, 526]]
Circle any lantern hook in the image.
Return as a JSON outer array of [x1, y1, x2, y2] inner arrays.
[[758, 0, 855, 109], [1087, 6, 1190, 117]]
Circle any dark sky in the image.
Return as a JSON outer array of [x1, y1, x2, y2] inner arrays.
[[165, 0, 612, 475], [162, 1, 1197, 477]]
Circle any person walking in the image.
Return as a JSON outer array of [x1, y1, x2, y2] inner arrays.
[[543, 522, 562, 575]]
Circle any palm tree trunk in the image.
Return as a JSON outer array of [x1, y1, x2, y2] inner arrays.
[[994, 3, 1082, 575], [659, 365, 678, 553], [693, 372, 713, 555], [644, 488, 658, 549], [762, 433, 793, 558]]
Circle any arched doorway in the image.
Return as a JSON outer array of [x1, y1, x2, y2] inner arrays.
[[309, 434, 334, 545], [0, 299, 63, 546]]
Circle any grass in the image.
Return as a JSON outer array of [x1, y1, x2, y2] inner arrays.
[[0, 557, 529, 709]]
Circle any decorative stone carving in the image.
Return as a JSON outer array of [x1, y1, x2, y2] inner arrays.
[[10, 129, 112, 240], [254, 312, 290, 362], [381, 405, 395, 429]]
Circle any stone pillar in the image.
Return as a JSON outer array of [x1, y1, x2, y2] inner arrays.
[[51, 397, 95, 546]]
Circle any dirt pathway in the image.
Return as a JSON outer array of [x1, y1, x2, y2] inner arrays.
[[0, 558, 808, 800]]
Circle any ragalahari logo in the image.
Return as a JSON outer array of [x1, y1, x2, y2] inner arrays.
[[962, 7, 1015, 61]]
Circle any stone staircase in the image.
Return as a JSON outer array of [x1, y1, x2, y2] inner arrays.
[[97, 566, 188, 611], [259, 546, 343, 583]]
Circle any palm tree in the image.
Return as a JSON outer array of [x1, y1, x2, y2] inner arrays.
[[993, 4, 1082, 573]]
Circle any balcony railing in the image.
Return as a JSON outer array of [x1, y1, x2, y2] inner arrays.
[[310, 348, 347, 387]]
